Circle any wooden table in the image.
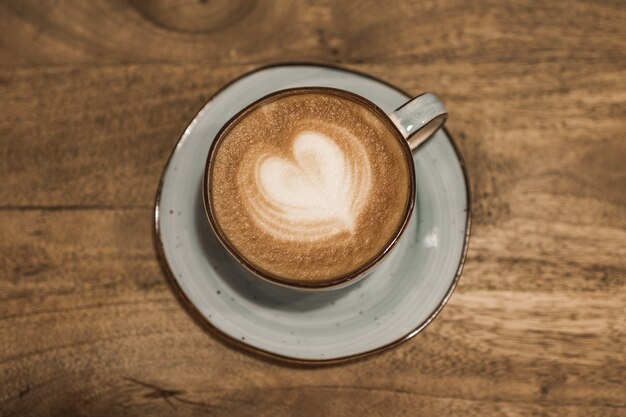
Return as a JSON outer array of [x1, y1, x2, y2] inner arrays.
[[1, 1, 624, 415]]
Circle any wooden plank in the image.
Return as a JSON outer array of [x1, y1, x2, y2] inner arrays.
[[1, 61, 624, 208], [0, 211, 624, 416], [0, 0, 623, 67]]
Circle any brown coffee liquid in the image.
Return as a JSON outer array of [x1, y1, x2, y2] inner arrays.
[[208, 90, 411, 284]]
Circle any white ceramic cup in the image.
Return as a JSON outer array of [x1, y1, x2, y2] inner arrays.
[[203, 87, 447, 291]]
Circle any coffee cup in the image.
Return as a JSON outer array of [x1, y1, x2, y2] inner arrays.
[[203, 87, 447, 291]]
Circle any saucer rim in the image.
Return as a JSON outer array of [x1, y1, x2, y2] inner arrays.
[[154, 62, 472, 365]]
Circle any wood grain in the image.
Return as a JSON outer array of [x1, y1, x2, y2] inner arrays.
[[1, 0, 625, 416]]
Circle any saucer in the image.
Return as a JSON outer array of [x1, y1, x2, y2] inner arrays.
[[155, 63, 471, 363]]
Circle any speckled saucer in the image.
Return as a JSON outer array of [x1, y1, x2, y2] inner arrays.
[[155, 63, 471, 364]]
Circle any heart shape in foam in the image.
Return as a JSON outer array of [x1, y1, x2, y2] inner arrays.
[[249, 131, 371, 241]]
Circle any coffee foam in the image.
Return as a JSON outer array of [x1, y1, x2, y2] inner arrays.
[[243, 128, 371, 241], [209, 92, 411, 283]]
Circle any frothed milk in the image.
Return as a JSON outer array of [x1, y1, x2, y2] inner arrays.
[[207, 90, 412, 284]]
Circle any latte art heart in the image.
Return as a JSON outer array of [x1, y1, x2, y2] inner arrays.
[[247, 131, 372, 241]]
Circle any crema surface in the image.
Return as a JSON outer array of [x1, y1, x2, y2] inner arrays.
[[208, 91, 411, 283]]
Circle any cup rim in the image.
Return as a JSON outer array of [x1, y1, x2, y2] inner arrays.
[[202, 86, 417, 290]]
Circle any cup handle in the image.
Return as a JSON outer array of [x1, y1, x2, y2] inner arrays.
[[388, 93, 448, 151]]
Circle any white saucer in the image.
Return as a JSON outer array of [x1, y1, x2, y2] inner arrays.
[[155, 64, 471, 363]]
